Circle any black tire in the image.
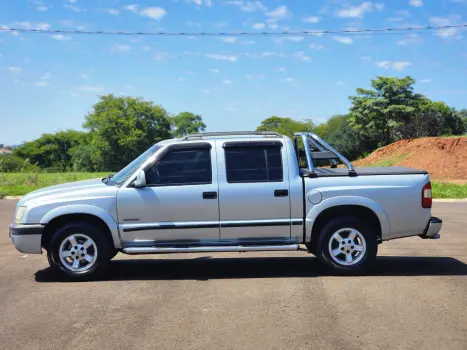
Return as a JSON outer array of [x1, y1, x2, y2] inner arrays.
[[315, 217, 378, 275], [109, 250, 118, 260], [47, 222, 112, 281]]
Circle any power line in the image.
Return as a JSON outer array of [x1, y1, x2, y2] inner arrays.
[[1, 24, 466, 37]]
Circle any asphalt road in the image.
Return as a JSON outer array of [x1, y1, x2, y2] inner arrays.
[[0, 200, 466, 350]]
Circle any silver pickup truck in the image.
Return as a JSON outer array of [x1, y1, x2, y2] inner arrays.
[[9, 131, 442, 280]]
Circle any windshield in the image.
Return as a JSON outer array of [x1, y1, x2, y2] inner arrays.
[[106, 144, 162, 186]]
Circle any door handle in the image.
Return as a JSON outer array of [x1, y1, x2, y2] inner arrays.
[[203, 191, 218, 199], [274, 189, 288, 197]]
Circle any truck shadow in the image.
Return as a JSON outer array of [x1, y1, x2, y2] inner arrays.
[[34, 256, 467, 282]]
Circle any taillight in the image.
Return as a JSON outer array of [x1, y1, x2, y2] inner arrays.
[[422, 182, 432, 208]]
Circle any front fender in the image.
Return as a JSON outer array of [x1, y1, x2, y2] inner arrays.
[[305, 196, 390, 241], [40, 205, 122, 249]]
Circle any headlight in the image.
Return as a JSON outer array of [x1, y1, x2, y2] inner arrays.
[[15, 206, 27, 224]]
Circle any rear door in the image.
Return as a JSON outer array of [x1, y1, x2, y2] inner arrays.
[[216, 140, 293, 244]]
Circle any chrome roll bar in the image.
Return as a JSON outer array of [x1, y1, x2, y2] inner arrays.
[[294, 132, 355, 173]]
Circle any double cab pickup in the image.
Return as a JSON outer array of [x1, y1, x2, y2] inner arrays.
[[9, 131, 442, 280]]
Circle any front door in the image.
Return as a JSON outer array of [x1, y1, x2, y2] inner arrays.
[[117, 142, 220, 246], [216, 140, 292, 244]]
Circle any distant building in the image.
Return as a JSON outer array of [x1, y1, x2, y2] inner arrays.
[[0, 148, 13, 155]]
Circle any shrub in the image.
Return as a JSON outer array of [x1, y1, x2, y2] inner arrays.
[[0, 155, 40, 173]]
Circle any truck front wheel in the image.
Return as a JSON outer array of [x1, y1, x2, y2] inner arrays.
[[47, 222, 112, 281], [316, 217, 378, 275]]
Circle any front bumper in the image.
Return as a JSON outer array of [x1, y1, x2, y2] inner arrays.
[[9, 224, 44, 254], [420, 217, 442, 239]]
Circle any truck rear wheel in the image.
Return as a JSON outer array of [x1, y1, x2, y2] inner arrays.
[[47, 222, 111, 281], [316, 217, 377, 275]]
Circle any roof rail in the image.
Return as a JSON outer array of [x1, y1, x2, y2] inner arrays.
[[183, 131, 281, 140]]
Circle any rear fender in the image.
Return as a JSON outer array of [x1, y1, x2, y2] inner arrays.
[[305, 196, 390, 241]]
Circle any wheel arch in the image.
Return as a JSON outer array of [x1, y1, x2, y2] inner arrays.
[[306, 197, 390, 245], [40, 205, 122, 250]]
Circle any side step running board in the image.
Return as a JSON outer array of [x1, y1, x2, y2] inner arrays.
[[123, 244, 300, 254]]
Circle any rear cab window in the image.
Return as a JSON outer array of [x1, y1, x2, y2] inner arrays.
[[223, 141, 284, 183]]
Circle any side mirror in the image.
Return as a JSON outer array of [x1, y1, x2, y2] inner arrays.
[[133, 170, 146, 188]]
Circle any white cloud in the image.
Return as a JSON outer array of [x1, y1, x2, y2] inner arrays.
[[409, 0, 424, 7], [396, 34, 419, 46], [154, 51, 172, 60], [13, 21, 51, 30], [225, 106, 237, 111], [375, 60, 412, 71], [246, 74, 264, 79], [220, 36, 237, 43], [140, 7, 167, 20], [225, 1, 266, 12], [124, 5, 166, 20], [188, 0, 213, 6], [64, 4, 85, 12], [51, 34, 72, 41], [266, 6, 291, 20], [274, 36, 304, 44], [205, 53, 238, 61], [375, 3, 385, 10], [430, 16, 460, 37], [293, 51, 312, 62], [112, 44, 132, 52], [253, 22, 266, 29], [310, 43, 324, 50], [282, 77, 295, 83], [36, 5, 49, 12], [278, 67, 286, 72], [79, 73, 89, 79], [124, 4, 139, 13], [420, 79, 432, 83], [142, 46, 152, 51], [35, 81, 49, 87], [209, 68, 220, 73], [302, 16, 320, 23], [336, 81, 345, 86], [241, 1, 267, 12], [201, 89, 211, 93], [333, 36, 353, 44], [268, 23, 279, 29], [106, 9, 119, 15], [335, 2, 373, 18], [177, 77, 184, 82], [223, 79, 233, 84], [7, 66, 22, 74], [79, 85, 105, 93]]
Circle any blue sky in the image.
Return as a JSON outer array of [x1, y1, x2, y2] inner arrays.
[[0, 0, 466, 145]]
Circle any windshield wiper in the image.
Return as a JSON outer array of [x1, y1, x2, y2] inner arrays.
[[102, 173, 115, 184]]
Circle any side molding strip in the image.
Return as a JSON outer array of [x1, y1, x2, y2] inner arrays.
[[121, 219, 304, 232]]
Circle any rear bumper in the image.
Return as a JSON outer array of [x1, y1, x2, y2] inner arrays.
[[420, 217, 442, 239], [9, 224, 44, 254]]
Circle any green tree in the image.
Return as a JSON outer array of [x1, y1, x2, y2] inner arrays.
[[14, 130, 87, 171], [83, 94, 172, 171], [256, 116, 315, 137], [170, 112, 206, 137], [349, 76, 424, 147]]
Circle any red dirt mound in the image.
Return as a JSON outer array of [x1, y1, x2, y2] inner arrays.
[[353, 137, 467, 181]]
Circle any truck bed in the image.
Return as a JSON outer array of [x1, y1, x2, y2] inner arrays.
[[301, 166, 428, 178]]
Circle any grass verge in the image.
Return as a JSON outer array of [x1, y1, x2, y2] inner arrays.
[[432, 181, 467, 199], [0, 172, 107, 197]]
